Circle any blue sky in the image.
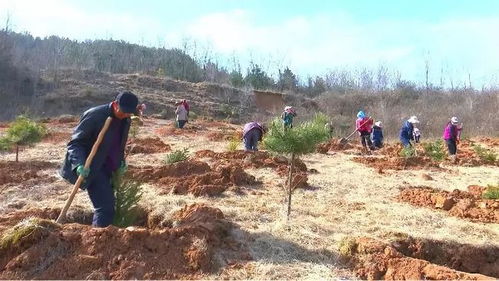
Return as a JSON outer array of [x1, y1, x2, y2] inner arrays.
[[1, 0, 499, 87]]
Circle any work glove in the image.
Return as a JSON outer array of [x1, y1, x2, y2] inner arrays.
[[117, 160, 128, 175], [76, 165, 90, 178]]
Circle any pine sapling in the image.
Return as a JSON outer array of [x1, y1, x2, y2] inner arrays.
[[263, 113, 329, 223], [1, 116, 47, 162]]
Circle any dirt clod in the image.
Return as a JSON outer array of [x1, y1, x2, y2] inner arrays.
[[129, 160, 256, 196], [344, 237, 498, 280], [397, 186, 498, 223], [127, 137, 171, 154]]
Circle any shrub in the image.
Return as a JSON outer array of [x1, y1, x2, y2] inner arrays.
[[219, 104, 236, 119], [399, 146, 416, 158], [227, 135, 240, 151], [472, 145, 497, 163], [165, 148, 189, 164], [0, 137, 12, 151], [189, 111, 198, 120], [482, 184, 499, 200], [0, 115, 47, 161], [112, 172, 143, 228], [338, 237, 358, 258], [0, 218, 58, 249], [422, 140, 446, 161]]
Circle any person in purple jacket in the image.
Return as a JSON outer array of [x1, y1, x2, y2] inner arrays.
[[443, 116, 462, 163], [243, 122, 265, 151]]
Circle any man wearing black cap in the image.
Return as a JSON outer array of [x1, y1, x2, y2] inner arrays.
[[60, 91, 139, 227]]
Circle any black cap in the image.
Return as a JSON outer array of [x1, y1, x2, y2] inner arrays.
[[116, 91, 138, 114]]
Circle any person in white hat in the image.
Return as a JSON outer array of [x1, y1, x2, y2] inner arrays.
[[399, 115, 419, 147], [443, 116, 462, 163], [281, 106, 297, 129], [413, 127, 421, 143], [371, 121, 384, 149]]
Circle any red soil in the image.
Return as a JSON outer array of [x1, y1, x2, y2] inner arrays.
[[128, 160, 256, 196], [0, 161, 59, 187], [352, 156, 441, 171], [0, 204, 250, 280], [195, 150, 309, 188], [397, 186, 498, 223], [345, 237, 497, 280], [316, 138, 354, 153], [127, 137, 171, 154]]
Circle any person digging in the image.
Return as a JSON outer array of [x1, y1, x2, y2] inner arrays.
[[399, 115, 420, 148], [355, 110, 374, 154], [59, 91, 139, 227], [242, 121, 265, 152], [443, 116, 462, 163]]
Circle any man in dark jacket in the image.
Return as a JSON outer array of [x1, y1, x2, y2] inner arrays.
[[60, 91, 139, 227]]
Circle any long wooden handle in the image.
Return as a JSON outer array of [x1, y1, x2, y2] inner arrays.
[[346, 117, 372, 139], [56, 117, 113, 223]]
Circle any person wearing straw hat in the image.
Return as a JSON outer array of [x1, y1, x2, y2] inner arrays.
[[60, 91, 139, 227], [443, 116, 462, 163], [399, 115, 420, 147]]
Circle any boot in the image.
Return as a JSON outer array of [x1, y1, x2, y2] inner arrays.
[[450, 155, 457, 164]]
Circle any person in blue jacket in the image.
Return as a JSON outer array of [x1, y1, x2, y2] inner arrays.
[[60, 91, 139, 227], [371, 121, 384, 149], [399, 115, 420, 147]]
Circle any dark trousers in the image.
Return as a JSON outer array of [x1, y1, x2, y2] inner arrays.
[[400, 137, 412, 147], [86, 170, 115, 227], [360, 131, 373, 149], [373, 140, 383, 149], [177, 120, 187, 128], [446, 139, 457, 155], [243, 128, 261, 151]]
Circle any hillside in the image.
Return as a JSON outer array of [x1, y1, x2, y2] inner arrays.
[[1, 69, 317, 122]]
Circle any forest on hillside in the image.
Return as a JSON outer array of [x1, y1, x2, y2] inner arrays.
[[1, 28, 498, 136]]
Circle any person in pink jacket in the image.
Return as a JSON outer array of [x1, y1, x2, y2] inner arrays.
[[443, 116, 462, 163]]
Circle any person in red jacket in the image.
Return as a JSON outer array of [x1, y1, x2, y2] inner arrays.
[[356, 110, 374, 153]]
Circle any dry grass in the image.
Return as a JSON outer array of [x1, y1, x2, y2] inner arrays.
[[1, 117, 498, 279]]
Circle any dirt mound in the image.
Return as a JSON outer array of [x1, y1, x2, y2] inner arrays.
[[205, 129, 241, 142], [0, 161, 59, 187], [41, 115, 79, 124], [342, 236, 497, 280], [397, 186, 498, 223], [0, 207, 96, 234], [170, 165, 256, 196], [42, 131, 72, 144], [476, 137, 499, 147], [352, 156, 441, 171], [154, 125, 203, 137], [448, 139, 498, 166], [128, 160, 211, 181], [128, 160, 256, 196], [127, 137, 171, 154], [316, 138, 354, 153], [195, 150, 309, 188], [0, 204, 250, 279]]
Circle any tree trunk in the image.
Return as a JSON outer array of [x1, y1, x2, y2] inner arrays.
[[15, 144, 19, 162], [286, 153, 295, 222]]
